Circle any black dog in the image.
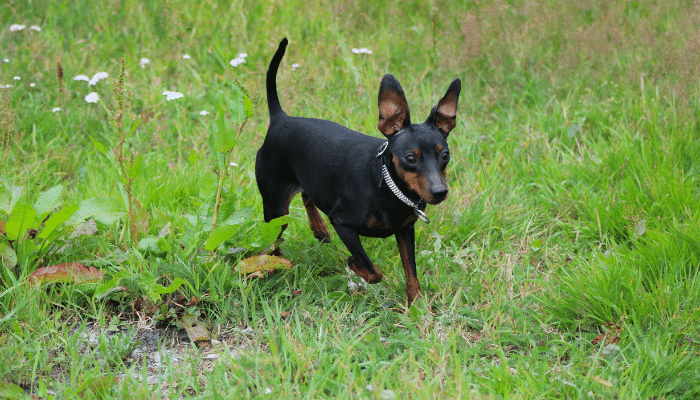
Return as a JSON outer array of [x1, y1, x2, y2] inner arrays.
[[256, 38, 460, 304]]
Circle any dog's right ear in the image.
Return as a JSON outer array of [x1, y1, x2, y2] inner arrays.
[[378, 74, 411, 137]]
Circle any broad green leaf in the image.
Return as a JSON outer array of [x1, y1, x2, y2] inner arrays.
[[204, 224, 239, 251], [0, 182, 24, 215], [156, 277, 185, 295], [68, 197, 126, 226], [0, 185, 10, 214], [243, 92, 253, 119], [0, 381, 24, 399], [5, 203, 36, 241], [222, 207, 253, 226], [33, 185, 64, 218], [128, 154, 145, 179], [38, 204, 78, 240], [211, 106, 236, 153], [137, 235, 169, 257], [260, 215, 293, 246], [229, 97, 245, 126], [0, 241, 17, 267]]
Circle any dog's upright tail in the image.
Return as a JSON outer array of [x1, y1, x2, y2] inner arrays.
[[267, 38, 288, 118]]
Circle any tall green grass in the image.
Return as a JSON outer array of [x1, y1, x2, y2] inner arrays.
[[1, 0, 699, 398]]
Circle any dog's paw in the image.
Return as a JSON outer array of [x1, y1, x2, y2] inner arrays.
[[347, 256, 383, 284]]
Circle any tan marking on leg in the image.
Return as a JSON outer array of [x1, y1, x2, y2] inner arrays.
[[347, 256, 383, 284], [398, 240, 421, 304], [302, 192, 330, 243]]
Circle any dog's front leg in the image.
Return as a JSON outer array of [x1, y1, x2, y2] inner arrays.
[[396, 226, 420, 305], [333, 224, 383, 284]]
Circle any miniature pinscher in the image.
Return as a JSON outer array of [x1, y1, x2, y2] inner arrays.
[[256, 38, 461, 304]]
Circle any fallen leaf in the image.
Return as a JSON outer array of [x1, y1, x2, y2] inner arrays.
[[28, 262, 104, 285], [292, 289, 302, 296], [180, 314, 210, 342], [280, 311, 291, 318], [235, 255, 293, 275]]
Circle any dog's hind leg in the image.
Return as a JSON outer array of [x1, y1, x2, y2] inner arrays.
[[301, 192, 331, 243]]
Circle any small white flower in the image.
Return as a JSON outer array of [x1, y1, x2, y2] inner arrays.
[[140, 58, 150, 68], [229, 162, 238, 167], [9, 24, 25, 32], [291, 63, 300, 71], [351, 48, 373, 55], [52, 107, 61, 112], [85, 92, 99, 103], [30, 25, 41, 32], [199, 110, 209, 116], [162, 90, 184, 101], [73, 74, 90, 82], [0, 84, 13, 89], [229, 52, 247, 67], [264, 388, 272, 394], [182, 54, 191, 59], [13, 76, 20, 80], [2, 58, 8, 63], [365, 385, 374, 392], [30, 83, 36, 87], [88, 72, 108, 86]]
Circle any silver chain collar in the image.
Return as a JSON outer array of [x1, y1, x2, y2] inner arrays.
[[376, 141, 430, 224]]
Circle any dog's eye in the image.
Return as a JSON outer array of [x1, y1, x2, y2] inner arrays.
[[441, 151, 450, 162], [405, 155, 416, 164]]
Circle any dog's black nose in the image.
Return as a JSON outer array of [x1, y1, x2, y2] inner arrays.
[[431, 188, 448, 202]]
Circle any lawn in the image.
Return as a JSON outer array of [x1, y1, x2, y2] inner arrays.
[[1, 0, 699, 398]]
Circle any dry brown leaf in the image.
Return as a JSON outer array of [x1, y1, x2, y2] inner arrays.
[[235, 255, 293, 275], [28, 262, 104, 285]]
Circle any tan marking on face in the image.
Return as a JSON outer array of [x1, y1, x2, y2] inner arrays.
[[393, 155, 433, 202], [436, 145, 443, 154], [413, 149, 421, 158]]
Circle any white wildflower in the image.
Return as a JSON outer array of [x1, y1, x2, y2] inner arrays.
[[199, 110, 209, 116], [229, 162, 238, 167], [162, 90, 184, 101], [229, 52, 247, 67], [291, 63, 300, 71], [351, 48, 373, 55], [52, 107, 61, 112], [264, 388, 272, 394], [140, 58, 150, 68], [73, 75, 90, 82], [30, 25, 41, 32], [182, 54, 191, 59], [2, 58, 8, 63], [13, 76, 20, 80], [88, 72, 108, 86], [0, 84, 13, 89], [30, 83, 36, 87], [85, 92, 99, 103], [9, 24, 25, 32]]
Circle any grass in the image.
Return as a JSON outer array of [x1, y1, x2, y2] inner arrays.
[[1, 0, 700, 398]]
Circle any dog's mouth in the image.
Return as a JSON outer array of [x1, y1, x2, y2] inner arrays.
[[424, 192, 448, 205]]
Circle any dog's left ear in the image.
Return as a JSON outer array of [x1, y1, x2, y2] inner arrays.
[[378, 74, 411, 137], [426, 78, 461, 137]]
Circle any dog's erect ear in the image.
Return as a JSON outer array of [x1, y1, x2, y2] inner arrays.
[[426, 78, 461, 137], [378, 74, 411, 137]]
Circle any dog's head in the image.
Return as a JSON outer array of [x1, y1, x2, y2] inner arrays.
[[377, 75, 461, 204]]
